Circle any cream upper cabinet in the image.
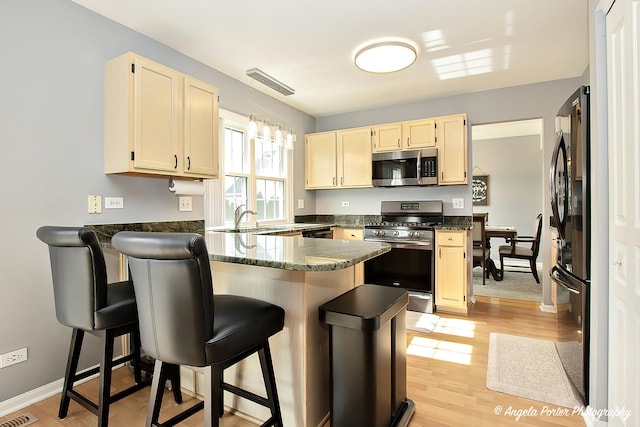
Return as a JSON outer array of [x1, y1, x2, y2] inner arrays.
[[337, 127, 372, 188], [403, 118, 436, 149], [305, 128, 372, 189], [436, 114, 468, 185], [435, 230, 468, 315], [305, 131, 338, 189], [372, 122, 402, 152], [105, 52, 219, 179], [183, 77, 219, 177]]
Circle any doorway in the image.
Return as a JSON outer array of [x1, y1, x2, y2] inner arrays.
[[471, 119, 544, 302]]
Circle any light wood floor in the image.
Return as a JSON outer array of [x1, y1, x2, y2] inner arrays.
[[1, 300, 585, 427]]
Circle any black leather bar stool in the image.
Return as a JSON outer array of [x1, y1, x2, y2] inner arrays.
[[112, 231, 285, 427], [36, 226, 158, 426]]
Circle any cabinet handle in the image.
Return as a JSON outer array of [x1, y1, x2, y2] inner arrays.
[[340, 177, 344, 185], [407, 137, 410, 147], [174, 155, 178, 169], [333, 177, 336, 185], [397, 138, 400, 147], [187, 156, 191, 170]]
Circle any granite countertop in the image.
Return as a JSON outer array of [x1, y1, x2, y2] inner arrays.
[[205, 231, 390, 272]]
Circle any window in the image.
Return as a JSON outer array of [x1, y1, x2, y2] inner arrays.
[[216, 110, 292, 228]]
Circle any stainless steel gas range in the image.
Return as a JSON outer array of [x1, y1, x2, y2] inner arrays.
[[364, 200, 443, 313]]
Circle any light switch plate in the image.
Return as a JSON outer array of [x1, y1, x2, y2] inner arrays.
[[88, 195, 101, 214], [179, 196, 193, 212], [297, 199, 304, 209]]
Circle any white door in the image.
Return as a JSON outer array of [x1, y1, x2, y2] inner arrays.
[[606, 0, 640, 425]]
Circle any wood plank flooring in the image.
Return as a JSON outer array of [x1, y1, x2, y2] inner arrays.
[[1, 301, 585, 426]]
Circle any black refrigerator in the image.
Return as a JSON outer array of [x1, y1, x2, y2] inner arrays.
[[549, 85, 590, 405]]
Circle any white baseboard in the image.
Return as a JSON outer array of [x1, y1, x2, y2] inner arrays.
[[539, 303, 556, 313], [0, 365, 103, 418]]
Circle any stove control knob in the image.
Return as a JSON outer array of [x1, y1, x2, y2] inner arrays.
[[413, 231, 421, 238], [393, 230, 399, 237]]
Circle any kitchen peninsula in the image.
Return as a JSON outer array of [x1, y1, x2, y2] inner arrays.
[[88, 220, 390, 427], [203, 232, 389, 427], [201, 232, 388, 427], [89, 222, 388, 426]]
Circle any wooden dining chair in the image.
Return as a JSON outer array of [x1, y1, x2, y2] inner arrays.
[[498, 214, 543, 283], [472, 214, 490, 285]]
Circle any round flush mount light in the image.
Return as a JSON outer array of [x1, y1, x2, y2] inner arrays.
[[354, 41, 418, 73]]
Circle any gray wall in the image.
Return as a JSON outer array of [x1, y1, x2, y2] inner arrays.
[[472, 135, 543, 260], [0, 0, 314, 402]]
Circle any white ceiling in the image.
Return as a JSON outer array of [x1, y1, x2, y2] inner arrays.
[[71, 0, 589, 118]]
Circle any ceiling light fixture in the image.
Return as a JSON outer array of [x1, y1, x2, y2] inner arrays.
[[354, 41, 418, 73]]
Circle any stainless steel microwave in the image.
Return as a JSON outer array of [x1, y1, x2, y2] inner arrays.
[[372, 148, 438, 187]]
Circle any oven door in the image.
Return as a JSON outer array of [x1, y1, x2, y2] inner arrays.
[[364, 241, 434, 294]]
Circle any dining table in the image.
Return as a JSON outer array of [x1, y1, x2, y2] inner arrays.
[[484, 225, 517, 281]]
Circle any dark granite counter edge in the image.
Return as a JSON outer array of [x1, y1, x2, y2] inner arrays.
[[86, 220, 205, 249], [209, 245, 389, 272]]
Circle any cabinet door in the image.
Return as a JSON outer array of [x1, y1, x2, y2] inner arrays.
[[403, 118, 436, 148], [305, 132, 337, 189], [337, 127, 372, 188], [437, 114, 468, 185], [132, 56, 181, 172], [372, 122, 402, 152], [336, 228, 364, 240], [183, 77, 219, 177], [435, 231, 467, 314]]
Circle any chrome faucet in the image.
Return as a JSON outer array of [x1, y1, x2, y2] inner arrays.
[[233, 204, 257, 231]]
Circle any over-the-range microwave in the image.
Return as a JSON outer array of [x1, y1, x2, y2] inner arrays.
[[372, 147, 438, 187]]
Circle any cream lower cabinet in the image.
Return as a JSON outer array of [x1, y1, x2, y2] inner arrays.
[[435, 230, 469, 315], [105, 52, 219, 179], [436, 114, 468, 185], [333, 227, 365, 285], [305, 127, 372, 189]]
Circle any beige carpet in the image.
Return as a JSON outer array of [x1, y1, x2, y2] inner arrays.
[[473, 265, 542, 302], [406, 311, 440, 334], [486, 333, 583, 409]]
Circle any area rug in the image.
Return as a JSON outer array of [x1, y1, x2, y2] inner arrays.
[[406, 310, 440, 334], [486, 333, 583, 408], [473, 266, 542, 302]]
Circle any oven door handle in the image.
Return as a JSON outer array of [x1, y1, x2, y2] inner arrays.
[[550, 265, 580, 294], [387, 241, 433, 250]]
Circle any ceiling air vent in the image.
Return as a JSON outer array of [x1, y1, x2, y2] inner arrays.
[[246, 68, 295, 96], [0, 412, 39, 427]]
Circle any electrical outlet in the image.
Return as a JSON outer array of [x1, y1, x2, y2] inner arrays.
[[1, 348, 27, 368], [179, 196, 193, 212], [88, 195, 101, 214], [104, 196, 124, 209], [297, 199, 305, 209], [341, 201, 350, 207], [452, 198, 464, 209]]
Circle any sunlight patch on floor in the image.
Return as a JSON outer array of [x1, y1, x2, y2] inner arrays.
[[432, 317, 477, 338], [407, 336, 473, 365]]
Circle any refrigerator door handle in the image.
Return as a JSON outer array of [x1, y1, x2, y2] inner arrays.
[[550, 265, 581, 294]]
